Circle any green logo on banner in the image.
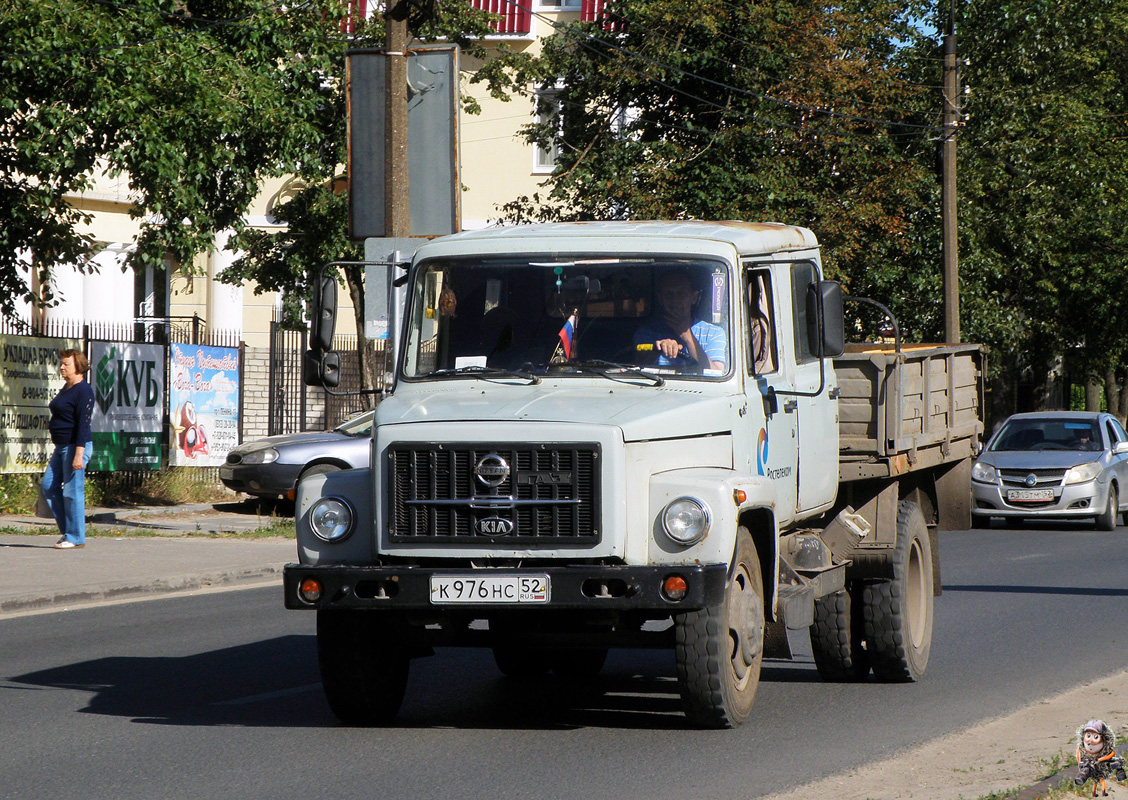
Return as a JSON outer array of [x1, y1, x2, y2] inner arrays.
[[95, 346, 117, 415]]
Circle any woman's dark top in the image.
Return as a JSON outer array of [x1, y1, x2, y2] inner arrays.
[[48, 380, 95, 446]]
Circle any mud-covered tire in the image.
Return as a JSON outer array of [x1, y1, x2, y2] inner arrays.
[[863, 500, 934, 682], [1096, 486, 1118, 531], [809, 583, 871, 682], [317, 610, 409, 725], [675, 526, 764, 728], [550, 647, 609, 679], [492, 646, 549, 678]]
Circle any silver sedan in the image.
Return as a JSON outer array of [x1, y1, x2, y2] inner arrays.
[[971, 411, 1128, 530], [220, 410, 374, 499]]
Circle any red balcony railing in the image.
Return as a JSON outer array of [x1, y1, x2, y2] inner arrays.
[[469, 0, 531, 35], [341, 0, 368, 33], [581, 0, 625, 31]]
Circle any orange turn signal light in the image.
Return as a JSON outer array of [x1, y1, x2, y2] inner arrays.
[[299, 577, 323, 603], [734, 489, 747, 504], [662, 574, 688, 602]]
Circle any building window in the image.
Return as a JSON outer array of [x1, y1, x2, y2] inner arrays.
[[538, 0, 581, 9], [533, 87, 561, 174], [469, 0, 531, 35], [581, 0, 626, 30]]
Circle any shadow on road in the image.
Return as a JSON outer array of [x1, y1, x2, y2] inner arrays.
[[8, 636, 825, 730]]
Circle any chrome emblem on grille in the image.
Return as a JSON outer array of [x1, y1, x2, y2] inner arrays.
[[475, 454, 510, 487], [476, 517, 514, 536], [1025, 473, 1038, 487]]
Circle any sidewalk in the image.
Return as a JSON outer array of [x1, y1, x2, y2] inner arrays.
[[0, 502, 297, 614]]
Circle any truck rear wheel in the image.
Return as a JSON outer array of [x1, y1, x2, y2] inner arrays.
[[862, 500, 934, 682], [317, 610, 409, 725], [809, 583, 871, 682], [674, 527, 764, 728]]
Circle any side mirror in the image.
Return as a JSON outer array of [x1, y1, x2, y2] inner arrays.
[[1114, 441, 1128, 455], [311, 272, 338, 353], [807, 280, 845, 359], [303, 349, 341, 388]]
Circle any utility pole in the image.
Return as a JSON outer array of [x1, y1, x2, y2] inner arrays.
[[384, 0, 411, 239], [941, 4, 960, 343]]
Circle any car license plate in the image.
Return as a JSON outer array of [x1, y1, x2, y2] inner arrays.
[[1007, 489, 1054, 502], [219, 467, 234, 480], [430, 575, 550, 604]]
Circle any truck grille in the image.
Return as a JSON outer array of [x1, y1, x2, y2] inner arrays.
[[388, 443, 601, 545]]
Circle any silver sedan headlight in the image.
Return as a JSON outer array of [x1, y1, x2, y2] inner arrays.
[[1065, 461, 1102, 485], [239, 447, 279, 464], [309, 497, 355, 542], [971, 461, 997, 483], [662, 497, 710, 546]]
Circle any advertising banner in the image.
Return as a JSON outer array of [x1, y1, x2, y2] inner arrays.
[[0, 335, 81, 474], [89, 342, 165, 471], [168, 343, 240, 467]]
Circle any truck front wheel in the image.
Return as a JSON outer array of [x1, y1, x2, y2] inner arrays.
[[317, 610, 409, 725], [862, 500, 934, 682], [809, 583, 871, 682], [674, 527, 764, 728]]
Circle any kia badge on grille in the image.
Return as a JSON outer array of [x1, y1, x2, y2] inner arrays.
[[476, 517, 514, 536]]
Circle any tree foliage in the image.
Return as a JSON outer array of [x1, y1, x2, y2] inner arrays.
[[0, 0, 530, 323], [953, 0, 1128, 411]]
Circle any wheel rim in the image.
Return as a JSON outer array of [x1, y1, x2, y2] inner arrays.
[[907, 537, 927, 649], [727, 563, 764, 689]]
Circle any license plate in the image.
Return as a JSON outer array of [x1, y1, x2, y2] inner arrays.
[[430, 575, 550, 604], [1007, 489, 1054, 502], [219, 467, 234, 480]]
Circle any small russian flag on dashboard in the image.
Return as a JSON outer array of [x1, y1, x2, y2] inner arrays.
[[558, 311, 577, 360]]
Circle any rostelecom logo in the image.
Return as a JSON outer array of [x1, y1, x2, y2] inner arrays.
[[756, 427, 768, 476]]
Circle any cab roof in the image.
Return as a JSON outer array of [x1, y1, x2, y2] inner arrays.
[[433, 220, 818, 257]]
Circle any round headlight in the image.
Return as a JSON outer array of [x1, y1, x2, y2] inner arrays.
[[662, 497, 710, 545], [310, 497, 355, 542]]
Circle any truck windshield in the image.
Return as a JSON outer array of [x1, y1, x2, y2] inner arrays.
[[401, 256, 732, 380]]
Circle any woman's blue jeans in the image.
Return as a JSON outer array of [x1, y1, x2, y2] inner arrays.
[[42, 442, 92, 545]]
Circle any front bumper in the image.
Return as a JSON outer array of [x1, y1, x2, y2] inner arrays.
[[971, 479, 1108, 519], [284, 563, 727, 612], [219, 463, 302, 497]]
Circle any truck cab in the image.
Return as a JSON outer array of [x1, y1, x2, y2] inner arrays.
[[285, 221, 979, 728]]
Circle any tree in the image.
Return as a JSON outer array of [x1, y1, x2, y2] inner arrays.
[[0, 0, 531, 342], [0, 0, 352, 319], [502, 0, 945, 341], [952, 0, 1128, 416]]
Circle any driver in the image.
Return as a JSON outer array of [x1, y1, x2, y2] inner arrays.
[[634, 270, 727, 371]]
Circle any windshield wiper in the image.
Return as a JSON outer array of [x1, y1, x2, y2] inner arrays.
[[546, 359, 665, 386], [425, 365, 540, 385]]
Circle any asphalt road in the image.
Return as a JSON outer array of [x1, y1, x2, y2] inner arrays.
[[3, 522, 1127, 800]]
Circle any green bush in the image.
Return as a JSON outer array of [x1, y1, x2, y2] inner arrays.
[[0, 468, 238, 512], [0, 474, 39, 514]]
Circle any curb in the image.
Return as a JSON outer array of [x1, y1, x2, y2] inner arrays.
[[0, 565, 284, 614]]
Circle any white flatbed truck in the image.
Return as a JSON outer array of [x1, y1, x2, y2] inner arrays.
[[284, 221, 983, 728]]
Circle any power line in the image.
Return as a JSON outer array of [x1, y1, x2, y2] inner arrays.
[[508, 0, 940, 133]]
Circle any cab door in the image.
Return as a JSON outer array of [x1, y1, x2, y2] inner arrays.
[[788, 260, 839, 515], [743, 265, 799, 524]]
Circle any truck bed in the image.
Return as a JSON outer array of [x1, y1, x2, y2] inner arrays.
[[836, 343, 984, 482]]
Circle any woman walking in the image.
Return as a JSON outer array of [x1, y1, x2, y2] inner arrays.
[[42, 348, 95, 550]]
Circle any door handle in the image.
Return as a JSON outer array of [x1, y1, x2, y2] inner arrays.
[[783, 399, 798, 413]]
